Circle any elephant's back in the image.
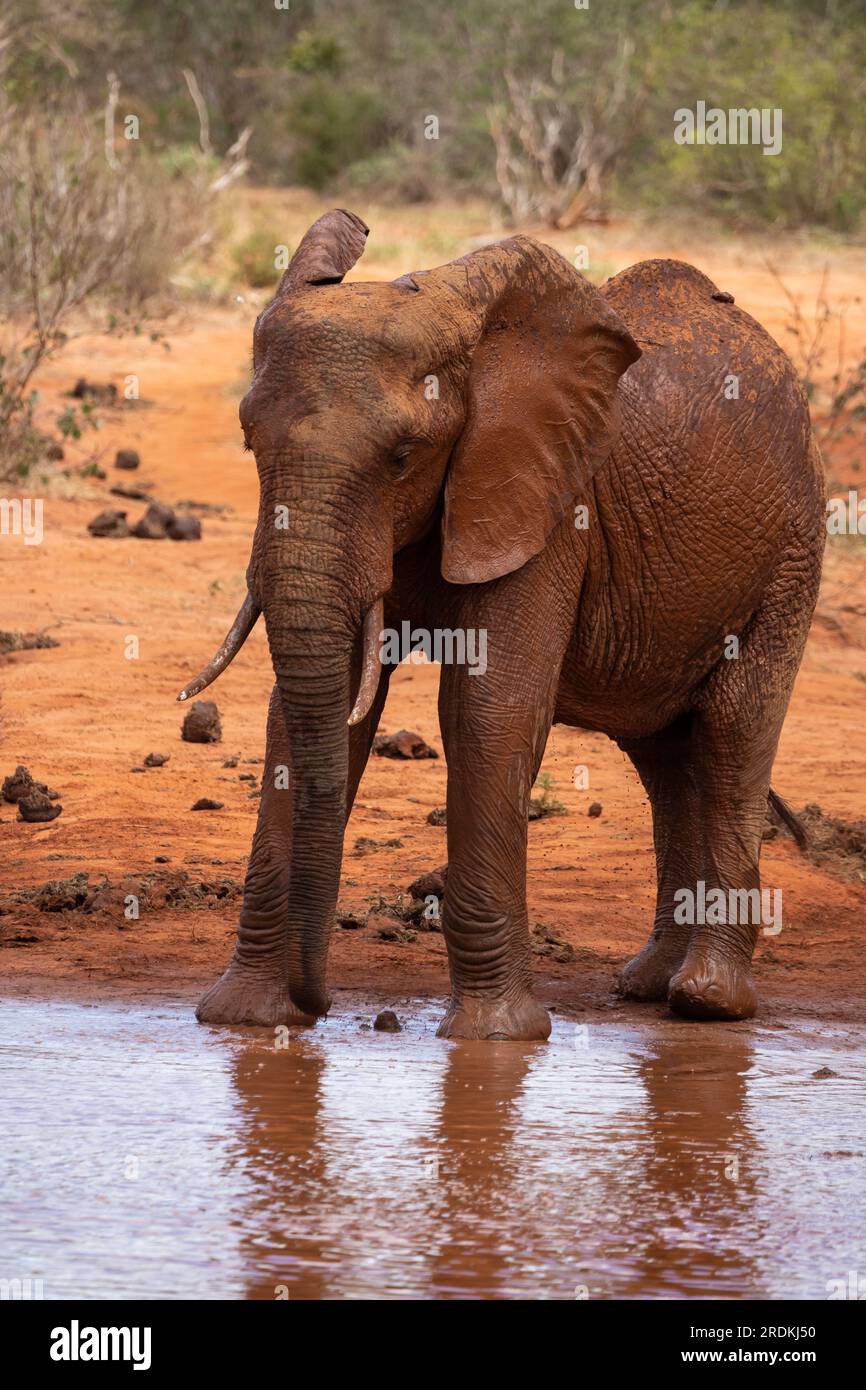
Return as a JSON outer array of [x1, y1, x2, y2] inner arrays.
[[601, 257, 817, 498], [602, 258, 807, 422], [567, 256, 825, 724]]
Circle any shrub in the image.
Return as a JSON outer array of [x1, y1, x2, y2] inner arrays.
[[231, 230, 285, 289], [0, 108, 221, 479]]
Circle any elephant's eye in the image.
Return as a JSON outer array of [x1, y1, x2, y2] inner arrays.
[[392, 444, 413, 474]]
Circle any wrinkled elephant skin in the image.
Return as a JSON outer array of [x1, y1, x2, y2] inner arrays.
[[186, 209, 824, 1039]]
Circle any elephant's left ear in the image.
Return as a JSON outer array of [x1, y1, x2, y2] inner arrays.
[[277, 208, 369, 292], [435, 237, 640, 585]]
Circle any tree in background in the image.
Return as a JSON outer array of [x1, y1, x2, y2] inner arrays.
[[0, 2, 247, 477], [1, 1, 865, 231]]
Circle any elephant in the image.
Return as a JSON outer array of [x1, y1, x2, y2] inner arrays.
[[182, 207, 825, 1040]]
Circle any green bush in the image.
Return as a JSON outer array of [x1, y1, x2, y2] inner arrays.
[[287, 81, 389, 191], [625, 4, 866, 232], [345, 143, 439, 205], [4, 0, 866, 237], [231, 229, 285, 288]]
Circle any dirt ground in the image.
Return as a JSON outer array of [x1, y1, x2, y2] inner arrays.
[[1, 197, 865, 1027]]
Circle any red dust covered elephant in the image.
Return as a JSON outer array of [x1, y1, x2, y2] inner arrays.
[[180, 209, 824, 1039]]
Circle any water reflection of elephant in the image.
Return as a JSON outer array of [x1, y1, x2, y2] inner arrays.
[[424, 1042, 537, 1299], [224, 1027, 761, 1300], [226, 1031, 537, 1300], [620, 1035, 760, 1298], [228, 1038, 329, 1301]]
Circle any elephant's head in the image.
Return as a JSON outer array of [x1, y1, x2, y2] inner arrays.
[[179, 209, 639, 1016]]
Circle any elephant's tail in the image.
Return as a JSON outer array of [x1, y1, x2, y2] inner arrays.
[[767, 788, 808, 850]]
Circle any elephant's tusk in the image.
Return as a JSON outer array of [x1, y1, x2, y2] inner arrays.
[[177, 591, 261, 701], [347, 598, 384, 727]]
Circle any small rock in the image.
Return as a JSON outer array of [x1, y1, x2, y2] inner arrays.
[[0, 631, 59, 655], [168, 514, 202, 541], [812, 1066, 839, 1079], [588, 802, 603, 818], [407, 866, 447, 900], [176, 499, 233, 515], [354, 836, 403, 855], [88, 508, 130, 538], [182, 700, 222, 744], [144, 752, 169, 767], [45, 441, 65, 461], [373, 729, 438, 760], [18, 791, 63, 823], [427, 806, 447, 826], [402, 897, 441, 931], [71, 378, 117, 404], [238, 772, 256, 782], [154, 855, 170, 863], [132, 501, 175, 540], [110, 484, 153, 501], [115, 449, 140, 470], [35, 872, 89, 911], [191, 798, 224, 811], [373, 1009, 402, 1033], [375, 920, 417, 944], [2, 766, 57, 804], [531, 923, 575, 963], [336, 912, 366, 931]]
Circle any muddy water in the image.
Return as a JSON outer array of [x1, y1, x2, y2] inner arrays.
[[1, 996, 863, 1300]]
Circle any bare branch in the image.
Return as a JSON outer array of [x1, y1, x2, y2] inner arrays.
[[182, 67, 213, 157], [104, 71, 120, 172]]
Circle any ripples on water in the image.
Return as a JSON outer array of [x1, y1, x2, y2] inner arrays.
[[1, 996, 863, 1299]]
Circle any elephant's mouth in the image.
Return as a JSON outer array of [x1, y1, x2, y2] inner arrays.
[[177, 591, 384, 728]]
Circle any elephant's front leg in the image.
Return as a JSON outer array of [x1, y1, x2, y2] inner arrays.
[[436, 620, 564, 1042]]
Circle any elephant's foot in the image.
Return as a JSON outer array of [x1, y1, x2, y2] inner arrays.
[[668, 948, 757, 1022], [619, 935, 689, 1002], [436, 992, 551, 1041], [196, 962, 314, 1028]]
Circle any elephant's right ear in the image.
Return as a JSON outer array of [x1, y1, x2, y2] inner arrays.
[[277, 209, 369, 292], [430, 237, 640, 586]]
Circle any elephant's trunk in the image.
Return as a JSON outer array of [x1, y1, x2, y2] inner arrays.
[[234, 454, 390, 1015], [262, 581, 357, 1018]]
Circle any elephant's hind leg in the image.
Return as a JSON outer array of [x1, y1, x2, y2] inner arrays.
[[667, 556, 818, 1021], [664, 709, 773, 1023], [618, 716, 701, 1001]]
